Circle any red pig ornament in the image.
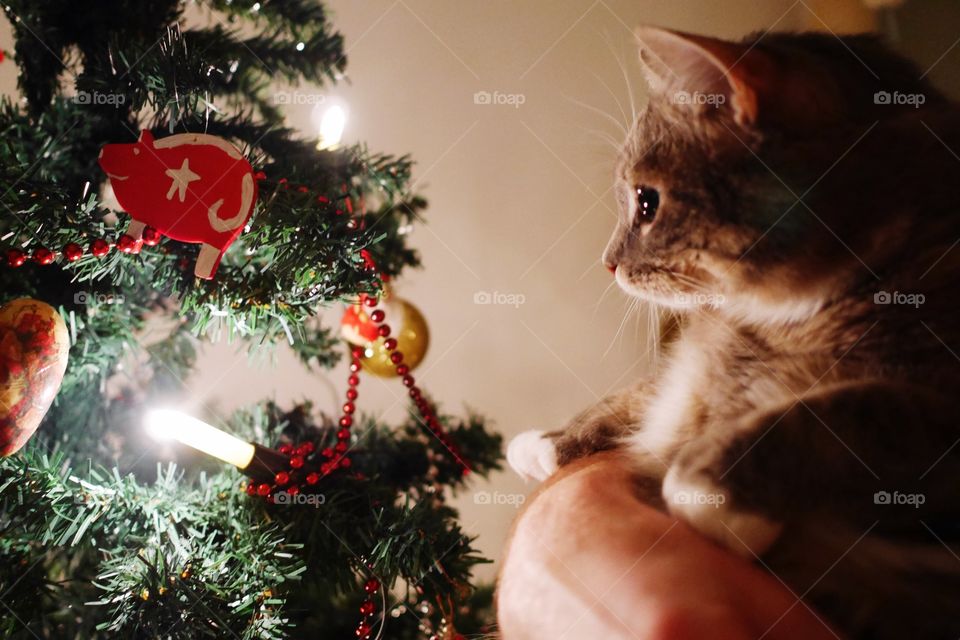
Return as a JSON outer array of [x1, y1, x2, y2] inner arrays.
[[98, 130, 258, 279]]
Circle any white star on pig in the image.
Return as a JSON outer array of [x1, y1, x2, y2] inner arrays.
[[165, 159, 201, 202]]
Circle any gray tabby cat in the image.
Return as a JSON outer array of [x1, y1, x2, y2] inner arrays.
[[508, 26, 960, 639]]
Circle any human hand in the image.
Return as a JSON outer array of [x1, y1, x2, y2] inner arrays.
[[497, 451, 840, 640]]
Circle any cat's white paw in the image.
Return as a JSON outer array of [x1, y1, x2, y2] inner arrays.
[[662, 466, 783, 558], [507, 430, 559, 482]]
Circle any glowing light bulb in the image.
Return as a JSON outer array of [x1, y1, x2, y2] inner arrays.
[[316, 104, 347, 150], [145, 409, 255, 469]]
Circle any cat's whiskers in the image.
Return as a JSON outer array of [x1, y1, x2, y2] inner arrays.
[[632, 294, 645, 354], [564, 94, 628, 137], [600, 29, 639, 126], [581, 126, 623, 152], [602, 295, 637, 360], [671, 271, 717, 294], [652, 304, 663, 365], [592, 278, 621, 315], [634, 304, 652, 364], [591, 70, 631, 133]]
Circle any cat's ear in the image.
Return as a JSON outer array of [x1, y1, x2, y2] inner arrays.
[[636, 27, 846, 130], [635, 26, 764, 127]]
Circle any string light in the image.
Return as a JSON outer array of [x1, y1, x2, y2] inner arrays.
[[145, 410, 297, 481], [314, 104, 348, 150], [146, 409, 255, 468]]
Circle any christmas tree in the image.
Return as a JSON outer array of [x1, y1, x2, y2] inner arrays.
[[0, 1, 502, 638]]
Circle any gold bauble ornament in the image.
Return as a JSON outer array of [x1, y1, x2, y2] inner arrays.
[[341, 292, 429, 378]]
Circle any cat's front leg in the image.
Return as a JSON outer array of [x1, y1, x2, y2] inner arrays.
[[662, 381, 960, 557], [508, 381, 648, 482]]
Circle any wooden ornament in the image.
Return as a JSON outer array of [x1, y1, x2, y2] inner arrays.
[[98, 131, 258, 279], [0, 298, 69, 455]]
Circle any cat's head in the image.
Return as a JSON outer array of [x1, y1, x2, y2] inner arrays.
[[605, 27, 945, 324]]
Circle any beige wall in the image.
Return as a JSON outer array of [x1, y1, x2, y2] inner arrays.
[[4, 0, 957, 582], [305, 0, 810, 580]]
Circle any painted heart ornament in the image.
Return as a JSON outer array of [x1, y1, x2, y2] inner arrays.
[[0, 299, 69, 455]]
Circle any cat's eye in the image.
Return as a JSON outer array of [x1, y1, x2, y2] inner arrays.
[[635, 186, 659, 224]]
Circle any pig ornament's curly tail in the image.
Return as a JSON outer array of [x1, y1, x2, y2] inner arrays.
[[208, 172, 255, 233]]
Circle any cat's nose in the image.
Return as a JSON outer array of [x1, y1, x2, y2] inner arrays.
[[606, 263, 617, 275]]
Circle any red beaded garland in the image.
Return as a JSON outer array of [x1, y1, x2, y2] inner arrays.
[[4, 226, 171, 269], [2, 226, 174, 270], [245, 287, 469, 640], [117, 234, 140, 254], [63, 243, 84, 261], [90, 239, 110, 257], [142, 226, 162, 246], [297, 442, 315, 455], [5, 249, 26, 267], [32, 247, 54, 264]]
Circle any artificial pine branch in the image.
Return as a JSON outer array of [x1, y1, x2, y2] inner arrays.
[[0, 402, 502, 638], [0, 0, 503, 636]]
